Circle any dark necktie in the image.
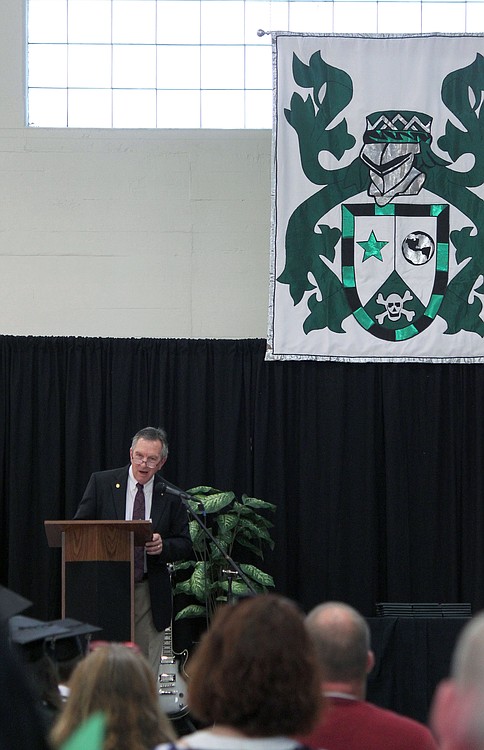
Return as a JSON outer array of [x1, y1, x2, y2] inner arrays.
[[133, 482, 145, 583]]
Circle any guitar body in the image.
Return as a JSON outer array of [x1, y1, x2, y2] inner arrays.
[[157, 625, 190, 718]]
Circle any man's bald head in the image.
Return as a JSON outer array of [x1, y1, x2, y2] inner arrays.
[[306, 602, 371, 684]]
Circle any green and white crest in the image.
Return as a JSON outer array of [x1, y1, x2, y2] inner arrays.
[[268, 33, 484, 362]]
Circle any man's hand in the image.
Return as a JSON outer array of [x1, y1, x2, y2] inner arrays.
[[146, 533, 163, 555]]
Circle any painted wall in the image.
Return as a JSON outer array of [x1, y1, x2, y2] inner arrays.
[[0, 0, 272, 338]]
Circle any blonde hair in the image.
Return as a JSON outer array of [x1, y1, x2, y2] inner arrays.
[[50, 643, 176, 750]]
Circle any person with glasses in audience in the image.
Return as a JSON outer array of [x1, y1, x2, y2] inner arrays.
[[50, 642, 177, 750], [74, 426, 192, 674]]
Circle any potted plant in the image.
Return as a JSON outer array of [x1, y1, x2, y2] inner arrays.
[[173, 486, 276, 623]]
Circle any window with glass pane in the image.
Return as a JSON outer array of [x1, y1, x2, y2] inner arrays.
[[27, 0, 484, 129]]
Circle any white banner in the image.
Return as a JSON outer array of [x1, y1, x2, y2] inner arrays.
[[267, 33, 484, 362]]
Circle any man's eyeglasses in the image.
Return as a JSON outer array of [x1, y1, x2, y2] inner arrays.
[[132, 455, 160, 469]]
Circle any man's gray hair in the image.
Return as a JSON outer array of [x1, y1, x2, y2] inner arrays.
[[450, 611, 484, 745], [306, 601, 370, 682], [131, 426, 169, 462]]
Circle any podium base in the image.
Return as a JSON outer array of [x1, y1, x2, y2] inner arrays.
[[65, 561, 131, 641]]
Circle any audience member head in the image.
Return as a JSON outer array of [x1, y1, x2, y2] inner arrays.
[[186, 593, 323, 737], [26, 649, 63, 728], [305, 601, 373, 697], [431, 611, 484, 750], [50, 642, 176, 750], [49, 634, 86, 690]]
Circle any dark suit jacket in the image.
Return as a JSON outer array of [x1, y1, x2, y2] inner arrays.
[[74, 465, 193, 631]]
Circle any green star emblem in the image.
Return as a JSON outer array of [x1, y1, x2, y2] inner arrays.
[[357, 230, 388, 262]]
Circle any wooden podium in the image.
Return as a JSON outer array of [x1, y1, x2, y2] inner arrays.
[[45, 520, 152, 642]]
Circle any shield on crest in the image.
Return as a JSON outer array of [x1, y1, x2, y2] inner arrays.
[[341, 202, 449, 341]]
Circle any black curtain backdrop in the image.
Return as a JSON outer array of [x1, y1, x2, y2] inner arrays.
[[1, 335, 483, 626]]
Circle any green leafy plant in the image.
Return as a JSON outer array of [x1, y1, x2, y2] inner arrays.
[[173, 486, 276, 622]]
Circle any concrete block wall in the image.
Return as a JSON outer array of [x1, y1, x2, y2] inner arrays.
[[0, 0, 272, 338]]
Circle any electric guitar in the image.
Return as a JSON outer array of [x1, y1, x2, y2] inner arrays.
[[157, 623, 189, 718]]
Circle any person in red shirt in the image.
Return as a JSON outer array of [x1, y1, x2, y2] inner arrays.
[[299, 601, 438, 750]]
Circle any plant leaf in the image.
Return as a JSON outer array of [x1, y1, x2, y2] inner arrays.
[[241, 494, 277, 511], [187, 486, 222, 496], [218, 579, 260, 596], [240, 519, 273, 542], [235, 537, 264, 557], [175, 604, 207, 620], [235, 505, 274, 526], [173, 579, 196, 596], [190, 561, 217, 600], [172, 560, 195, 572], [189, 491, 235, 514], [208, 539, 228, 557], [217, 513, 239, 532], [189, 520, 205, 545], [239, 563, 275, 588]]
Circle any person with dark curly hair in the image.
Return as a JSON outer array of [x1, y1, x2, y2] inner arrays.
[[50, 642, 177, 750], [155, 593, 323, 750]]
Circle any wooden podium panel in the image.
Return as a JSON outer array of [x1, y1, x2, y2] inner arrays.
[[45, 520, 152, 642]]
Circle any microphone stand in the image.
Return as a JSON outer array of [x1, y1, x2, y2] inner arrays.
[[162, 483, 257, 600]]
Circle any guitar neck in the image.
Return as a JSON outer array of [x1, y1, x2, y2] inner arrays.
[[161, 625, 175, 660]]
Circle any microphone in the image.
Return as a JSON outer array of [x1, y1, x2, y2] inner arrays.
[[160, 481, 189, 499], [160, 482, 205, 512]]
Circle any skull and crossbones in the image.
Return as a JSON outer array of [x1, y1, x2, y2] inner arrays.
[[375, 291, 415, 324]]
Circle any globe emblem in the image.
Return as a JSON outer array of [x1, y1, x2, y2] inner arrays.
[[402, 231, 435, 265]]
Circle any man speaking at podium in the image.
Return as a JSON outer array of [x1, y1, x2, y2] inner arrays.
[[74, 426, 192, 674]]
